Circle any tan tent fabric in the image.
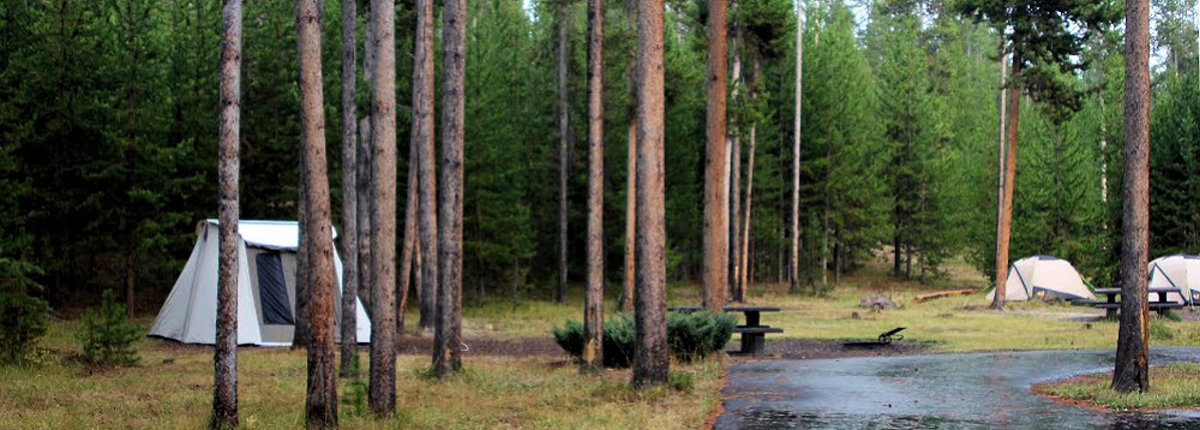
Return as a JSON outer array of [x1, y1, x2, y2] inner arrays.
[[1148, 254, 1200, 305], [987, 255, 1095, 301], [149, 220, 371, 346]]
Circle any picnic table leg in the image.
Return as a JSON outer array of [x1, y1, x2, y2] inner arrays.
[[1106, 294, 1117, 319], [741, 333, 765, 355], [745, 311, 760, 328]]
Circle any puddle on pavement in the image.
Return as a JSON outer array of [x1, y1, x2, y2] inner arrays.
[[734, 408, 1200, 430]]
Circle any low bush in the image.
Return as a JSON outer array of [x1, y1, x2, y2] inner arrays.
[[0, 257, 50, 365], [552, 311, 735, 368], [77, 290, 141, 367]]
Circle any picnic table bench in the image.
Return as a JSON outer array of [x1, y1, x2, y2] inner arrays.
[[1087, 287, 1182, 318], [668, 305, 782, 356]]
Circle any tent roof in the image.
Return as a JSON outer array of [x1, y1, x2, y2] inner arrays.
[[202, 219, 338, 251]]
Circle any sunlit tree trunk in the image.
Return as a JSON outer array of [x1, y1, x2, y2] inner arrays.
[[1113, 0, 1151, 394], [728, 31, 742, 301], [789, 1, 803, 293], [366, 0, 397, 416], [582, 0, 605, 372], [702, 0, 728, 312], [993, 41, 1006, 303], [992, 50, 1021, 310], [433, 0, 466, 377], [621, 122, 636, 313], [632, 0, 668, 389], [296, 0, 339, 424], [212, 0, 242, 426]]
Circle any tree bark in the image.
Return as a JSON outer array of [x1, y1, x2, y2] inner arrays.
[[582, 0, 605, 373], [557, 0, 572, 305], [1113, 0, 1151, 394], [414, 0, 439, 332], [338, 0, 359, 379], [702, 0, 728, 312], [991, 50, 1021, 310], [396, 118, 419, 335], [434, 0, 466, 377], [295, 153, 312, 349], [357, 117, 373, 318], [789, 1, 803, 293], [296, 0, 338, 425], [366, 0, 397, 416], [212, 0, 241, 426], [992, 41, 1006, 303], [632, 0, 668, 389], [728, 32, 741, 301], [621, 122, 636, 313], [739, 121, 756, 301]]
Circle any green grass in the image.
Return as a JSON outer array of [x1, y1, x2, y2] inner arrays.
[[1034, 363, 1200, 410]]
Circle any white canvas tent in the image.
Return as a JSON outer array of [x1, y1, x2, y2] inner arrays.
[[987, 255, 1096, 301], [1148, 254, 1200, 305], [149, 220, 370, 346]]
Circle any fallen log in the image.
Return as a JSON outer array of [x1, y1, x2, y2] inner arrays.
[[912, 289, 976, 303]]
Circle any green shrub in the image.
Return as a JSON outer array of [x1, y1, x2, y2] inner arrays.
[[77, 290, 141, 366], [0, 257, 50, 365], [552, 311, 735, 368]]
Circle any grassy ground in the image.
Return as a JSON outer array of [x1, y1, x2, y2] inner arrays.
[[1, 319, 721, 429], [5, 255, 1199, 428], [1033, 363, 1200, 411]]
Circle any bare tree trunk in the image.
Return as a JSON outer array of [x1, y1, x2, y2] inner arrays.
[[992, 51, 1021, 310], [632, 0, 668, 389], [295, 154, 312, 349], [557, 0, 571, 305], [789, 1, 803, 293], [621, 122, 636, 313], [414, 0, 439, 332], [357, 118, 373, 317], [739, 123, 756, 301], [396, 125, 419, 335], [728, 33, 742, 301], [212, 0, 241, 426], [338, 0, 359, 379], [296, 0, 339, 425], [1113, 0, 1151, 394], [582, 0, 605, 372], [366, 0, 397, 416], [992, 43, 1007, 306], [702, 0, 728, 312], [434, 0, 466, 377]]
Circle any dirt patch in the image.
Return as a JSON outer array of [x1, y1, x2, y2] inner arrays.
[[743, 338, 933, 361]]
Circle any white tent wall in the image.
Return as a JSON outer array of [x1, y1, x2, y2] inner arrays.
[[149, 220, 371, 346], [988, 256, 1095, 302], [1149, 255, 1200, 304]]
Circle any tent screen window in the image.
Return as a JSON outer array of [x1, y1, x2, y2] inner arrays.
[[256, 253, 295, 325]]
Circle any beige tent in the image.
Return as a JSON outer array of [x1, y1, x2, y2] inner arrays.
[[149, 220, 370, 346], [987, 255, 1095, 301], [1148, 254, 1200, 305]]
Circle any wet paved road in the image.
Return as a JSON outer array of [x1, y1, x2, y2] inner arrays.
[[716, 347, 1200, 429]]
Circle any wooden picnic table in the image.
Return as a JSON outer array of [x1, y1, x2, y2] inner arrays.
[[668, 305, 783, 356], [1090, 287, 1182, 318]]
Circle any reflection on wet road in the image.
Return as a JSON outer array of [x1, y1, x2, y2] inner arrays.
[[716, 348, 1200, 429]]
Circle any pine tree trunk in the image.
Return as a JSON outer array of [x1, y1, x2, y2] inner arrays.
[[621, 122, 636, 313], [434, 0, 466, 377], [296, 0, 339, 425], [992, 51, 1022, 310], [396, 122, 419, 335], [557, 0, 571, 305], [212, 0, 242, 425], [414, 0, 439, 332], [702, 0, 728, 312], [789, 1, 803, 293], [366, 0, 397, 416], [295, 151, 312, 349], [1113, 0, 1151, 394], [992, 43, 1007, 305], [739, 123, 756, 301], [582, 0, 605, 372], [338, 0, 359, 378], [357, 118, 373, 318], [632, 0, 668, 389], [728, 33, 741, 301]]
